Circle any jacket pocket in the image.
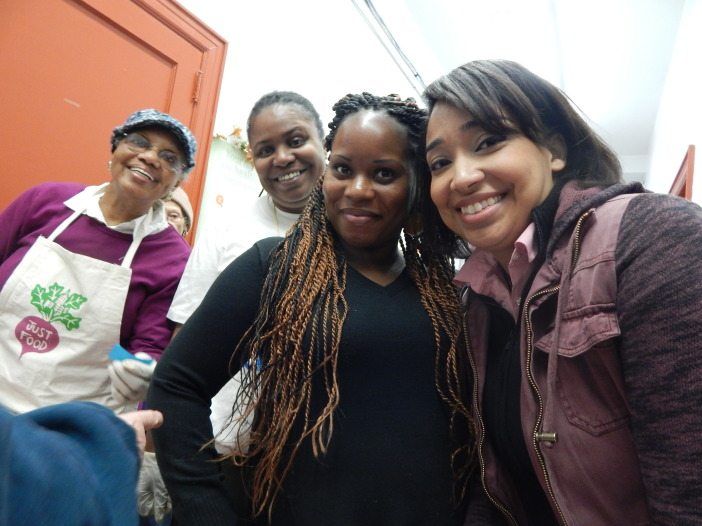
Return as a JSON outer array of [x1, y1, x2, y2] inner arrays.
[[535, 311, 630, 436]]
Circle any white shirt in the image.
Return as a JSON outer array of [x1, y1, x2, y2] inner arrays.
[[64, 183, 170, 237], [167, 195, 299, 323]]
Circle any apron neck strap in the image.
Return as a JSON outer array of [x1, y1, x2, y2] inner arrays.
[[47, 209, 83, 242], [121, 237, 142, 268]]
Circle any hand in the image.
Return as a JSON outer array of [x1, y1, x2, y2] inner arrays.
[[138, 451, 172, 522], [108, 353, 157, 404], [118, 409, 163, 457]]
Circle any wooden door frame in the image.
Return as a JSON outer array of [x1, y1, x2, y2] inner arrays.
[[82, 0, 227, 242], [135, 0, 227, 243], [669, 145, 695, 201]]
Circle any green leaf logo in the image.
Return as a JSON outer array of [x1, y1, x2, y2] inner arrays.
[[29, 282, 88, 331], [63, 293, 87, 311]]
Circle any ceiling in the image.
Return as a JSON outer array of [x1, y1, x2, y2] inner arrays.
[[368, 0, 686, 182]]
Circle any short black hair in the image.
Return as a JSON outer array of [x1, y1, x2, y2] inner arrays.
[[247, 91, 324, 140]]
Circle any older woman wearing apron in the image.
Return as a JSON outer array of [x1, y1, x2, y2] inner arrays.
[[0, 109, 195, 415]]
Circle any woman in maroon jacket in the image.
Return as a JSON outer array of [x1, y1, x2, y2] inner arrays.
[[424, 59, 702, 524]]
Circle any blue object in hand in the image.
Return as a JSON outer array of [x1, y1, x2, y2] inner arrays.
[[109, 344, 155, 365]]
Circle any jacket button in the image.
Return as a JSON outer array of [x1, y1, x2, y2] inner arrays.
[[536, 431, 558, 443]]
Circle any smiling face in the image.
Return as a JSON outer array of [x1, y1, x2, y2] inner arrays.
[[426, 102, 565, 268], [323, 110, 411, 256], [109, 127, 184, 208], [249, 104, 326, 213]]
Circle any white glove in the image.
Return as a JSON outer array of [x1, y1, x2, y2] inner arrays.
[[108, 353, 156, 404], [137, 451, 172, 523]]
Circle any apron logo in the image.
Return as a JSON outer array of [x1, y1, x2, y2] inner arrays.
[[15, 282, 88, 357]]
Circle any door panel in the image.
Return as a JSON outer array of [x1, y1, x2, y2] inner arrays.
[[0, 0, 226, 236]]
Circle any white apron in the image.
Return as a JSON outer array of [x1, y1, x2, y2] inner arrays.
[[0, 193, 144, 414]]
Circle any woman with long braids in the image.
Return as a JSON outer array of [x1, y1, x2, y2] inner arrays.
[[147, 92, 474, 525]]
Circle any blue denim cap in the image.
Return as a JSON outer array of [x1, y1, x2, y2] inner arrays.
[[111, 108, 197, 174]]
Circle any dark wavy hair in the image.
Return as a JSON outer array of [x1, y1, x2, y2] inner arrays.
[[423, 60, 622, 187], [228, 92, 474, 520]]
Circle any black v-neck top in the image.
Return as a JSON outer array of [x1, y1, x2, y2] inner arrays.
[[149, 237, 465, 525]]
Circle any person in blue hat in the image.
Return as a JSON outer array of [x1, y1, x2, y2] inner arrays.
[[0, 402, 163, 525], [0, 109, 194, 415]]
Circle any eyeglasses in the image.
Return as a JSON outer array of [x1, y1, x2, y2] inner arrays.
[[121, 132, 184, 174], [166, 211, 184, 222]]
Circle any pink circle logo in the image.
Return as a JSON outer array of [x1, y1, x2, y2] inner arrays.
[[15, 316, 60, 357]]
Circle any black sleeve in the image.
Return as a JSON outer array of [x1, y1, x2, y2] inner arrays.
[[147, 237, 281, 525], [615, 194, 702, 524]]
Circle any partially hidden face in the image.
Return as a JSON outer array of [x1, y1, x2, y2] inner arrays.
[[164, 200, 187, 235], [249, 104, 326, 213], [425, 102, 565, 267], [323, 110, 411, 253], [110, 127, 184, 206]]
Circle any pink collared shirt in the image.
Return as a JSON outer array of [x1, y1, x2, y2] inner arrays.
[[454, 223, 537, 321]]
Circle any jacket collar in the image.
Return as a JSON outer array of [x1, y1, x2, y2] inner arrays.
[[545, 181, 646, 258]]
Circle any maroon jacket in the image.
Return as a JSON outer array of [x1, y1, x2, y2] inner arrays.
[[462, 183, 702, 525]]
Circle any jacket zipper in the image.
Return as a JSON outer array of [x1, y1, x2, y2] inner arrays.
[[520, 208, 594, 526], [522, 285, 566, 525], [463, 300, 518, 526], [570, 209, 594, 268]]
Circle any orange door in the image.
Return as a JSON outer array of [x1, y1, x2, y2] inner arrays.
[[0, 0, 226, 235]]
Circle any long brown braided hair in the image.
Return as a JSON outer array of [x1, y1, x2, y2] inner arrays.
[[227, 92, 475, 519]]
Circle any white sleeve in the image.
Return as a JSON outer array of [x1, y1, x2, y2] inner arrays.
[[210, 375, 246, 454], [167, 229, 223, 324]]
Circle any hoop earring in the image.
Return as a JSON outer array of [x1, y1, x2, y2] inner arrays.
[[107, 160, 112, 170]]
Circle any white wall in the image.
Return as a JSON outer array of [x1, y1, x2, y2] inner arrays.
[[178, 0, 419, 138], [647, 0, 702, 203]]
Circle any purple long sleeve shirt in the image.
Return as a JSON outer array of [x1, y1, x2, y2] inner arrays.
[[0, 182, 190, 359]]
